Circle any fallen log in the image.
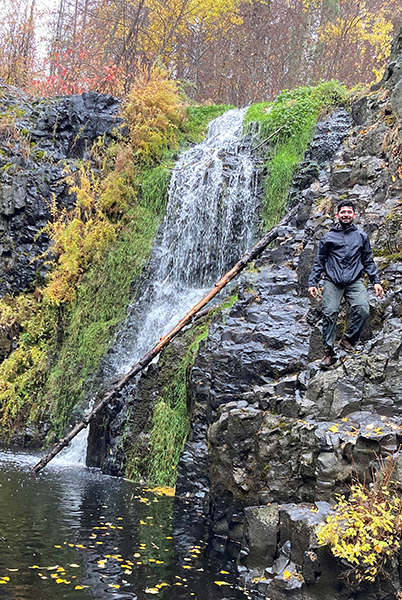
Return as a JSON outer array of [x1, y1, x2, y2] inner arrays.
[[32, 206, 297, 473]]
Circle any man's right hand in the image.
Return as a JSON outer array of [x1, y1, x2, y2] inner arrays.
[[308, 286, 318, 298]]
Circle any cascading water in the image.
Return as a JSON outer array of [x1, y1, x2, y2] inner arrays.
[[62, 107, 260, 465], [108, 107, 260, 377]]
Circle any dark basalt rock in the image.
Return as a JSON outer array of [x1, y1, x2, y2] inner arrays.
[[0, 85, 123, 297], [172, 42, 402, 599]]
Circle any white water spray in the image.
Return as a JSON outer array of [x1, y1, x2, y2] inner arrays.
[[109, 108, 259, 376], [62, 108, 260, 465]]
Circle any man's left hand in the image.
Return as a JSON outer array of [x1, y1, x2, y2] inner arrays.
[[374, 283, 384, 299]]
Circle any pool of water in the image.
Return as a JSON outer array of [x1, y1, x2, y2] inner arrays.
[[0, 447, 248, 600]]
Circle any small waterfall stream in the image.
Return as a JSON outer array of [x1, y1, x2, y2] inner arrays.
[[107, 107, 260, 377], [61, 107, 260, 464]]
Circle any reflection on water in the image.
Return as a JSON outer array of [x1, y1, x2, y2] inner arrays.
[[0, 448, 247, 600]]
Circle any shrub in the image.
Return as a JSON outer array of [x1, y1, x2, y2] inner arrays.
[[124, 66, 186, 165], [316, 458, 402, 583]]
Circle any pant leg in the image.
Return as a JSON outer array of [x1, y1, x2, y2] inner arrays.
[[321, 279, 345, 351], [343, 278, 370, 344]]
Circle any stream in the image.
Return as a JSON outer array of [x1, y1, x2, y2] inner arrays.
[[0, 447, 248, 600]]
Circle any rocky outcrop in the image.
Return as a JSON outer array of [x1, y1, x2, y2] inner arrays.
[[0, 85, 122, 297], [172, 38, 402, 599]]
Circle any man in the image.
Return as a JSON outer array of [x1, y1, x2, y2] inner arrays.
[[308, 200, 384, 369]]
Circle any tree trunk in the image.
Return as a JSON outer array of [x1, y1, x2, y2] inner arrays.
[[32, 206, 297, 473]]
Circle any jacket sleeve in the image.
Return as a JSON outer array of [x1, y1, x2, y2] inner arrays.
[[307, 238, 328, 287], [361, 234, 381, 284]]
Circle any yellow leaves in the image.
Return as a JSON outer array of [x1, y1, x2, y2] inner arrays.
[[44, 165, 119, 305], [145, 588, 159, 594], [124, 66, 185, 166], [328, 425, 338, 433], [317, 473, 402, 583], [283, 570, 292, 580], [214, 580, 231, 586], [145, 486, 175, 496]]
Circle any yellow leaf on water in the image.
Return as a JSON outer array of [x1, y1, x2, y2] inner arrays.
[[328, 425, 338, 433], [109, 584, 120, 589], [54, 545, 62, 548], [145, 588, 159, 594], [182, 565, 191, 569], [30, 565, 40, 569], [6, 569, 18, 572], [0, 581, 7, 585], [134, 553, 141, 558], [56, 578, 65, 584], [1, 577, 10, 582], [214, 581, 231, 586], [156, 583, 169, 588], [283, 570, 292, 580], [75, 585, 84, 590], [220, 570, 229, 574], [155, 561, 164, 564]]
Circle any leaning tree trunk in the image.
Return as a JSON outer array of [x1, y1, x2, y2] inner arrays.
[[32, 206, 297, 473]]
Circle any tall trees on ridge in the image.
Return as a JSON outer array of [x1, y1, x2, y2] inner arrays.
[[0, 0, 401, 102]]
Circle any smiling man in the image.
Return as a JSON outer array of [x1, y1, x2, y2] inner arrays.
[[307, 200, 384, 369]]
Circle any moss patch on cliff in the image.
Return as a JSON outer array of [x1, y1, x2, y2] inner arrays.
[[126, 288, 238, 486], [245, 81, 348, 230]]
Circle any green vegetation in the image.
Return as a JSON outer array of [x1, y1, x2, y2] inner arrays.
[[126, 288, 238, 486], [0, 66, 233, 440], [317, 458, 402, 583], [245, 81, 347, 230]]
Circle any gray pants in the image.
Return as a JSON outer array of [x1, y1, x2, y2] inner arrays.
[[322, 278, 370, 351]]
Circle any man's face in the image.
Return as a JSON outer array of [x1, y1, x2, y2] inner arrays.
[[336, 205, 356, 227]]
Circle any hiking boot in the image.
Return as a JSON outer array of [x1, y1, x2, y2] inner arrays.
[[339, 337, 355, 353], [319, 348, 337, 369]]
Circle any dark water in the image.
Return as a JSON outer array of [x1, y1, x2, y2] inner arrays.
[[0, 448, 248, 600]]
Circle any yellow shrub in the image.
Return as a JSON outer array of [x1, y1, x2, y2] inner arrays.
[[124, 65, 185, 164], [317, 462, 402, 582], [44, 166, 118, 304]]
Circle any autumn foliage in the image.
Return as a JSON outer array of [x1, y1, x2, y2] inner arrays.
[[0, 0, 401, 103]]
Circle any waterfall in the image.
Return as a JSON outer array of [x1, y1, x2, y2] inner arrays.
[[62, 107, 260, 467], [108, 107, 260, 377]]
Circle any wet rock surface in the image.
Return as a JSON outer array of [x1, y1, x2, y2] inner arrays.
[[0, 84, 122, 296], [172, 36, 402, 599]]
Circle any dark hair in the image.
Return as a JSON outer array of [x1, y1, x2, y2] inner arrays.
[[337, 200, 356, 213]]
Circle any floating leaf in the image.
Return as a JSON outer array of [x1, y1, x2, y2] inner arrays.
[[283, 570, 292, 580], [214, 581, 231, 586], [145, 587, 159, 594], [220, 570, 229, 574], [328, 425, 338, 433]]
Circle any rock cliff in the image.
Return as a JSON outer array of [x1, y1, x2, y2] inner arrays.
[[0, 85, 122, 297], [173, 34, 402, 600]]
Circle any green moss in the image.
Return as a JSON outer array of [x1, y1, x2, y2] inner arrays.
[[245, 81, 347, 230], [0, 101, 233, 439], [179, 104, 234, 144], [126, 288, 239, 486]]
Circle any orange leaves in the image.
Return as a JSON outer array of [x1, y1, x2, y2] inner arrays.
[[124, 66, 185, 165]]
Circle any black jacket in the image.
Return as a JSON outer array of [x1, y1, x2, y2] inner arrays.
[[308, 224, 381, 287]]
